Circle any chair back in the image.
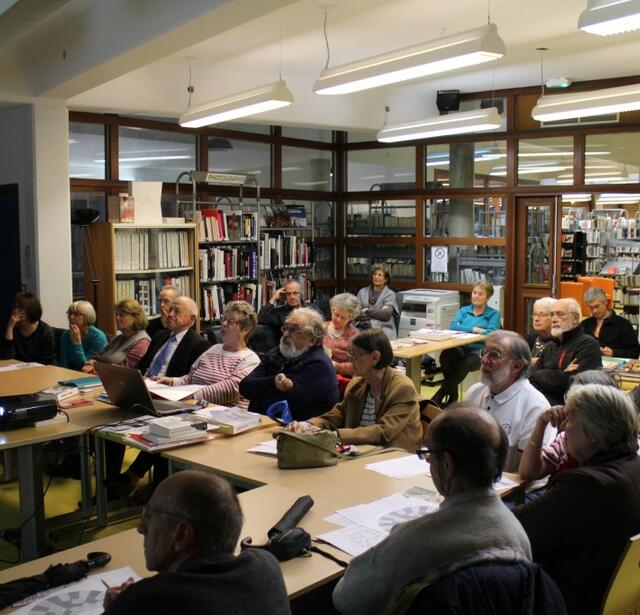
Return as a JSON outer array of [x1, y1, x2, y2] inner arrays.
[[418, 397, 442, 440], [403, 560, 566, 615], [600, 532, 640, 615]]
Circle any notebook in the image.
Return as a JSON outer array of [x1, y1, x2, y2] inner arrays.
[[95, 363, 194, 416]]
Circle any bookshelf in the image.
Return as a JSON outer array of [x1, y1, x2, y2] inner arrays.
[[86, 223, 199, 336]]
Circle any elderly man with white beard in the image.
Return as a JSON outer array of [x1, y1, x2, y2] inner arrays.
[[239, 307, 340, 421], [529, 297, 602, 407], [464, 331, 553, 472]]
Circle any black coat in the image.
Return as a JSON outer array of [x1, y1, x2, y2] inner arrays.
[[582, 311, 640, 359], [137, 328, 209, 377], [529, 325, 602, 406]]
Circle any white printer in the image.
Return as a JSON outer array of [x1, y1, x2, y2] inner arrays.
[[397, 289, 460, 338]]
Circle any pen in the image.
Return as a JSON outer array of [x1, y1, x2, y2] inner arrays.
[[101, 579, 111, 590]]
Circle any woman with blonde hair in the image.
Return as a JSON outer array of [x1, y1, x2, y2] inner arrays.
[[59, 300, 107, 369], [82, 299, 150, 373]]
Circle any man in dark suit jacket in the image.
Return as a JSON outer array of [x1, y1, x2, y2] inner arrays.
[[138, 296, 209, 377], [106, 297, 209, 499]]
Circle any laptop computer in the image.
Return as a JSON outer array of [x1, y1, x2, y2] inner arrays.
[[95, 363, 193, 416]]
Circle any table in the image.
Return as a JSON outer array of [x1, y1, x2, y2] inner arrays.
[[391, 334, 484, 390], [0, 362, 125, 560], [0, 483, 346, 609]]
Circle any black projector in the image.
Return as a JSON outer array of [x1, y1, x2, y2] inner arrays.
[[0, 394, 58, 430]]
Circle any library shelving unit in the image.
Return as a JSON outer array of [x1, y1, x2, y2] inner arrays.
[[175, 171, 259, 328], [86, 223, 199, 336]]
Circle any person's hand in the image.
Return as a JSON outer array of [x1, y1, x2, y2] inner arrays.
[[103, 577, 135, 609], [69, 323, 82, 345], [286, 421, 317, 433], [602, 346, 614, 357], [81, 361, 96, 374], [564, 359, 579, 372], [472, 327, 486, 334], [154, 376, 173, 385], [274, 372, 294, 392], [8, 311, 21, 327], [530, 356, 539, 366], [271, 288, 285, 305], [538, 405, 567, 429]]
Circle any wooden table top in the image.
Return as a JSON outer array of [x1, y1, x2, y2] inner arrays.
[[391, 334, 485, 359]]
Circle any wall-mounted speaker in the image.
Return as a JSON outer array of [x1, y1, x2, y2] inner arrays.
[[436, 90, 460, 113]]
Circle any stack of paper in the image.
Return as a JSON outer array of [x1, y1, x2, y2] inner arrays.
[[364, 455, 430, 479], [409, 328, 455, 341]]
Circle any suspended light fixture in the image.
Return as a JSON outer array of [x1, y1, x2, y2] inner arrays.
[[377, 107, 502, 143], [179, 80, 293, 128], [578, 0, 640, 35], [531, 82, 640, 121], [314, 23, 505, 95]]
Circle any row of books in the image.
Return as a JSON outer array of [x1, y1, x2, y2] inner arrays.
[[115, 230, 149, 271], [259, 234, 312, 270], [199, 246, 258, 282], [201, 283, 258, 320], [196, 210, 258, 242], [157, 230, 191, 269], [115, 230, 191, 271], [115, 278, 158, 315]]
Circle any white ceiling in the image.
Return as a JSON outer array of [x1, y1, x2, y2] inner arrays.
[[2, 0, 640, 131]]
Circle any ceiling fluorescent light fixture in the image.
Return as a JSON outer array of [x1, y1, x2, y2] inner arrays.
[[377, 107, 502, 143], [578, 0, 640, 35], [532, 82, 640, 121], [314, 24, 505, 95], [179, 80, 293, 128]]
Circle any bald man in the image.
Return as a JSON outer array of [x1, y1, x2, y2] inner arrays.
[[529, 298, 602, 406], [138, 296, 209, 378], [104, 471, 290, 615], [333, 404, 532, 615]]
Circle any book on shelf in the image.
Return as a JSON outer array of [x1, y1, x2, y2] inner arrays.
[[196, 209, 258, 242], [286, 205, 308, 228], [201, 282, 257, 320], [259, 233, 312, 270], [128, 181, 162, 224], [115, 278, 157, 316], [199, 245, 257, 281]]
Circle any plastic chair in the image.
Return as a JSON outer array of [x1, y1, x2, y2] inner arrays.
[[600, 532, 640, 615]]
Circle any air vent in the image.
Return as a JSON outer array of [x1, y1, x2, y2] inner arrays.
[[541, 113, 619, 128]]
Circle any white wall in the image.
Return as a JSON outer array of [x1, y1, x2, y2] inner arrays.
[[0, 103, 72, 328]]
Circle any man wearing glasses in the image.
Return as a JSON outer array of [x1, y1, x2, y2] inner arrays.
[[530, 298, 602, 406], [333, 405, 532, 615], [103, 471, 290, 615], [240, 307, 339, 421], [464, 331, 552, 471]]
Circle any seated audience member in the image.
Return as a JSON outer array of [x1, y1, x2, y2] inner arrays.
[[0, 292, 55, 364], [431, 280, 501, 407], [464, 331, 552, 472], [104, 297, 209, 498], [146, 285, 179, 338], [287, 328, 421, 451], [239, 307, 339, 421], [155, 301, 259, 407], [82, 299, 150, 373], [519, 370, 618, 482], [332, 404, 532, 615], [526, 296, 555, 363], [58, 300, 107, 370], [323, 292, 360, 377], [514, 384, 640, 615], [138, 297, 210, 378], [529, 298, 602, 406], [582, 286, 640, 358], [103, 471, 290, 615], [356, 263, 398, 340]]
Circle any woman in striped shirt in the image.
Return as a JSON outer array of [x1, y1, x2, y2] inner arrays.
[[286, 328, 422, 452], [155, 300, 259, 408]]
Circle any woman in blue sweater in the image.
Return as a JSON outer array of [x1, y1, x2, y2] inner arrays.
[[59, 300, 107, 369], [431, 280, 500, 407]]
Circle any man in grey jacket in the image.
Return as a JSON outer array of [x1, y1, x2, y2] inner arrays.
[[332, 404, 532, 615]]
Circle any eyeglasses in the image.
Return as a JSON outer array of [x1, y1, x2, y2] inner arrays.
[[532, 312, 550, 319], [284, 291, 301, 296], [221, 316, 240, 326], [348, 350, 368, 361], [550, 311, 570, 318], [66, 310, 81, 317], [416, 447, 440, 462], [282, 323, 304, 335], [141, 504, 189, 524], [479, 348, 509, 361]]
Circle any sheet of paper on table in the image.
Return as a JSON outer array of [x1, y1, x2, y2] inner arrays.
[[144, 379, 204, 401], [365, 454, 431, 479], [12, 566, 141, 614], [247, 439, 278, 456], [319, 492, 440, 556], [0, 362, 43, 372], [494, 475, 519, 490]]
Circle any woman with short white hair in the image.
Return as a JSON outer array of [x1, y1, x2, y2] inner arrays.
[[514, 384, 640, 614], [526, 296, 555, 361], [59, 300, 107, 369], [324, 293, 360, 376]]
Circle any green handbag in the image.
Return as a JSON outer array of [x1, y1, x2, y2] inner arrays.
[[275, 430, 340, 469]]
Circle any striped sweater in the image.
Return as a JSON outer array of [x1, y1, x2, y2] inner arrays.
[[172, 344, 260, 408]]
